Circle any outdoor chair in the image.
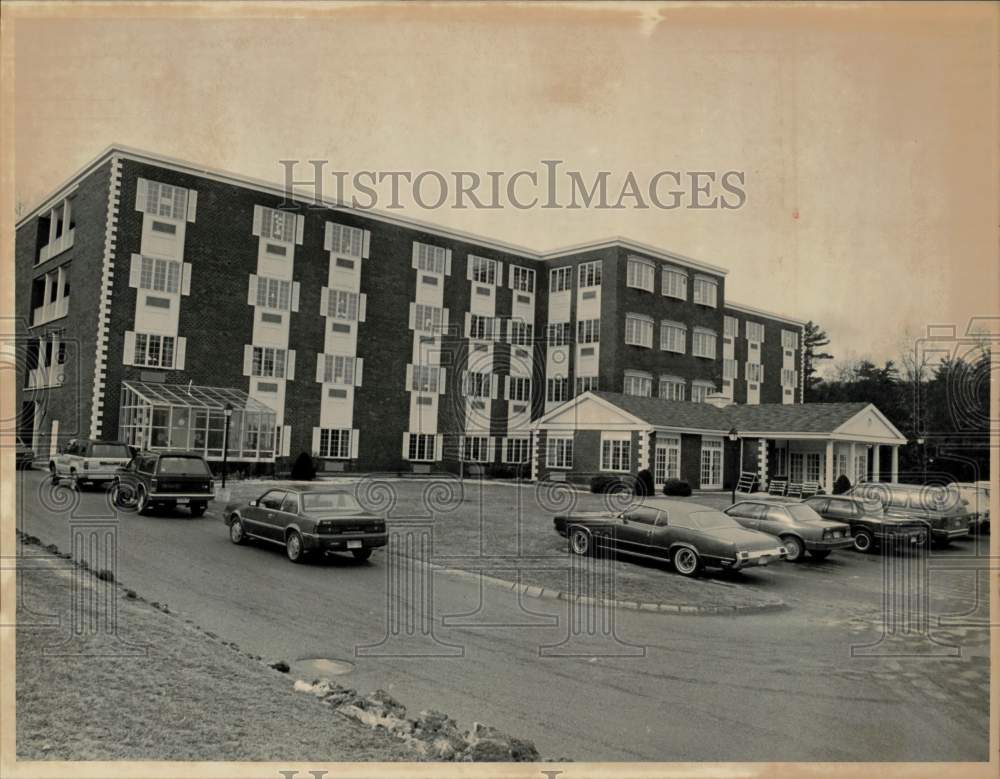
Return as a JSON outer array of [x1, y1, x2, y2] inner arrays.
[[768, 479, 788, 496], [786, 482, 803, 498], [735, 471, 757, 495], [800, 481, 821, 498]]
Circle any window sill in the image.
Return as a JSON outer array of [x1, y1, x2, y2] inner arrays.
[[31, 299, 70, 328]]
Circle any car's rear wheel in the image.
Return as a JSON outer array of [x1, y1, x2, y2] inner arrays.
[[112, 480, 138, 511], [286, 531, 306, 563], [189, 501, 207, 518], [569, 528, 591, 556], [853, 530, 874, 553], [672, 546, 701, 576], [352, 548, 372, 562], [781, 535, 804, 562], [229, 516, 245, 545]]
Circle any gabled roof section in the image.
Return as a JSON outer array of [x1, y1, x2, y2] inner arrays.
[[584, 392, 733, 433], [724, 402, 871, 435], [533, 392, 652, 431]]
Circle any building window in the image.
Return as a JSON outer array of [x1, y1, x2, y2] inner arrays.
[[259, 207, 297, 243], [693, 276, 718, 307], [318, 428, 352, 459], [746, 362, 763, 383], [463, 371, 492, 399], [661, 267, 688, 300], [659, 321, 686, 353], [601, 435, 631, 472], [469, 255, 498, 285], [139, 256, 181, 294], [625, 314, 654, 348], [700, 438, 723, 487], [659, 376, 686, 400], [508, 376, 531, 402], [511, 265, 535, 293], [144, 181, 188, 220], [546, 322, 571, 347], [134, 333, 176, 369], [549, 266, 573, 292], [508, 320, 533, 346], [408, 433, 436, 462], [469, 314, 496, 341], [252, 346, 287, 378], [806, 453, 822, 482], [781, 368, 797, 387], [576, 376, 599, 395], [415, 242, 448, 274], [773, 446, 787, 477], [322, 354, 356, 385], [257, 277, 292, 311], [577, 319, 600, 344], [414, 303, 444, 332], [691, 380, 715, 403], [546, 377, 569, 403], [461, 435, 492, 463], [789, 452, 804, 482], [723, 359, 738, 380], [692, 328, 718, 359], [854, 453, 867, 483], [578, 261, 602, 288], [623, 370, 653, 397], [746, 321, 765, 343], [626, 256, 655, 292], [503, 437, 530, 464], [327, 289, 360, 320], [724, 316, 739, 339], [782, 329, 799, 350], [327, 223, 364, 258], [411, 365, 441, 393], [546, 435, 573, 469], [654, 435, 681, 483]]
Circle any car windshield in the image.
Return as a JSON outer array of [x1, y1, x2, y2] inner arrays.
[[157, 456, 210, 475], [301, 492, 363, 514], [91, 443, 131, 458], [690, 511, 741, 530], [785, 504, 824, 522]]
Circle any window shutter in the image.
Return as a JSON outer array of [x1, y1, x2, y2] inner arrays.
[[434, 434, 443, 461], [411, 242, 420, 270], [315, 354, 325, 384], [320, 287, 329, 317], [489, 437, 497, 462], [311, 427, 321, 456], [324, 222, 333, 251], [181, 263, 192, 296], [175, 337, 187, 370], [247, 275, 258, 306], [402, 432, 410, 459], [362, 230, 371, 259], [295, 214, 305, 245], [350, 429, 360, 459], [445, 249, 452, 276], [123, 331, 136, 365], [496, 262, 504, 283], [507, 264, 514, 287], [490, 374, 499, 400], [405, 364, 413, 390], [438, 367, 446, 394], [135, 178, 147, 212], [286, 350, 296, 381], [281, 426, 291, 457], [408, 302, 416, 330], [186, 190, 197, 222], [466, 259, 474, 282], [442, 308, 449, 330], [291, 282, 300, 312], [358, 294, 367, 323], [355, 358, 364, 387], [129, 254, 142, 288], [464, 312, 471, 339], [503, 375, 510, 401], [243, 344, 253, 376], [252, 205, 263, 237]]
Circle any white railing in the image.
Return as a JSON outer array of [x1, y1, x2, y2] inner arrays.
[[36, 228, 75, 265], [32, 296, 70, 327]]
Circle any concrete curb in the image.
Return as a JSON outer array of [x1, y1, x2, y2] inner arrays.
[[412, 557, 789, 617]]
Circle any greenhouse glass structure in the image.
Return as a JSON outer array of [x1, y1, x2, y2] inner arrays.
[[118, 382, 277, 461]]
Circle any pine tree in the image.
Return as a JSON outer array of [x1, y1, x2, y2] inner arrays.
[[802, 320, 833, 400]]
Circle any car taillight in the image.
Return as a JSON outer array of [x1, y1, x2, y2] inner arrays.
[[151, 478, 158, 490]]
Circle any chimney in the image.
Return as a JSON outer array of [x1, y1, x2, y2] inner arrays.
[[704, 391, 732, 409]]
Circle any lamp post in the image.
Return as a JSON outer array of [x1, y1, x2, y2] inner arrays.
[[728, 427, 740, 504], [222, 402, 233, 488], [916, 436, 926, 483]]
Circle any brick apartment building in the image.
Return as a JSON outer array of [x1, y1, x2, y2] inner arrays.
[[16, 145, 823, 486]]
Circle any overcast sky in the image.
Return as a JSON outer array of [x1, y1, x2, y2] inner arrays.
[[12, 4, 998, 372]]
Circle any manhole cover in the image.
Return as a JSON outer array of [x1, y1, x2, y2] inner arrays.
[[290, 657, 355, 677]]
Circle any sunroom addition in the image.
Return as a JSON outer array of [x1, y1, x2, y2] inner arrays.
[[118, 382, 278, 461]]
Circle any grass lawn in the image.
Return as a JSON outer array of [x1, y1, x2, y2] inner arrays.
[[212, 477, 782, 611], [16, 552, 418, 761]]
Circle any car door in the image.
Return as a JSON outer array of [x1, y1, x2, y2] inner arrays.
[[726, 502, 765, 531], [617, 507, 660, 554], [254, 490, 287, 541], [758, 505, 792, 537], [277, 492, 302, 537]]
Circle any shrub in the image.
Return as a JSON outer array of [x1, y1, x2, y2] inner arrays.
[[290, 452, 316, 481], [663, 478, 692, 497], [833, 474, 852, 495], [636, 469, 655, 497]]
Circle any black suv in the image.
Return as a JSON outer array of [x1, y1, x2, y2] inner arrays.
[[113, 451, 214, 517]]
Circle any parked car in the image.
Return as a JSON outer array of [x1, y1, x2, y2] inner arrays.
[[50, 438, 133, 489], [951, 483, 990, 534], [552, 498, 788, 577], [845, 482, 970, 545], [16, 436, 35, 469], [724, 497, 853, 562], [113, 451, 214, 517], [801, 494, 926, 552], [223, 486, 387, 563]]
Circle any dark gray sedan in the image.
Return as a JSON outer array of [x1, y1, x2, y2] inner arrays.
[[724, 498, 853, 562]]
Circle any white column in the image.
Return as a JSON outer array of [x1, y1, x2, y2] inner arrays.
[[873, 445, 881, 482], [824, 440, 834, 492], [47, 206, 57, 246], [849, 442, 857, 484], [891, 445, 899, 483]]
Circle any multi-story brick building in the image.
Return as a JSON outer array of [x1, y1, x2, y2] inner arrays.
[[15, 145, 808, 478]]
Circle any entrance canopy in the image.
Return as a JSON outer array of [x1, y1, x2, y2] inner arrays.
[[119, 382, 277, 462]]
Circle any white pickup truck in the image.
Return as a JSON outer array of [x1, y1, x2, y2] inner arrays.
[[50, 439, 133, 489]]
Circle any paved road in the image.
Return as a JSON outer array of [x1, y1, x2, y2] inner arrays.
[[15, 469, 990, 761]]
